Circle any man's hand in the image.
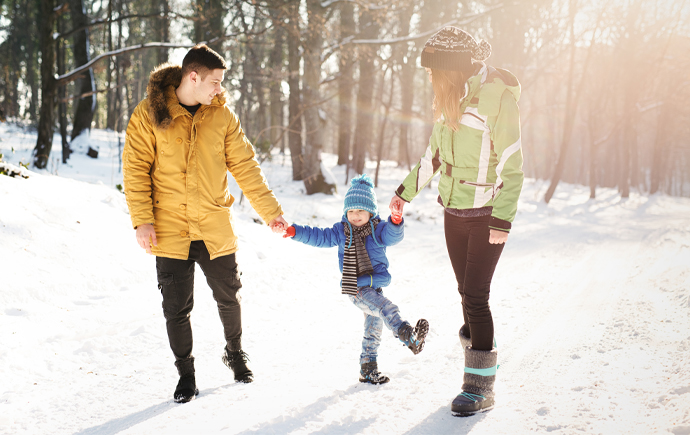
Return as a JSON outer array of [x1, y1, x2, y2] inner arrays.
[[268, 215, 289, 234], [489, 229, 508, 244], [136, 223, 158, 254], [389, 195, 406, 215]]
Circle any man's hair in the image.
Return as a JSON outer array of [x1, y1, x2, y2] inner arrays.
[[181, 44, 227, 80]]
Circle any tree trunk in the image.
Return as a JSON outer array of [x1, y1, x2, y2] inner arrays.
[[68, 0, 96, 153], [396, 0, 416, 170], [337, 1, 355, 166], [302, 0, 334, 195], [268, 10, 284, 151], [33, 0, 56, 169], [351, 5, 378, 175], [374, 67, 395, 187], [155, 0, 170, 65], [194, 0, 223, 52], [56, 8, 71, 162], [287, 1, 303, 181], [649, 101, 669, 194]]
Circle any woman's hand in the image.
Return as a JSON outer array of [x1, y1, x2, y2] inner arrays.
[[389, 196, 406, 214], [489, 229, 508, 244]]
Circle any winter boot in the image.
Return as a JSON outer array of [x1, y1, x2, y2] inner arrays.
[[398, 319, 429, 355], [359, 361, 390, 385], [173, 358, 199, 403], [459, 324, 471, 349], [451, 347, 498, 417], [222, 347, 254, 383]]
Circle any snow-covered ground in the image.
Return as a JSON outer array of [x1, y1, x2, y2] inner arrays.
[[1, 123, 689, 435]]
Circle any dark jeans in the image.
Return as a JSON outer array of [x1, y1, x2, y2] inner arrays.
[[444, 212, 505, 351], [156, 241, 243, 363]]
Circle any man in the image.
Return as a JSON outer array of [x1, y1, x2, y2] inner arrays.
[[123, 44, 287, 403]]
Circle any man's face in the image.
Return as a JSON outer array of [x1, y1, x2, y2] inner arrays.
[[192, 68, 225, 105]]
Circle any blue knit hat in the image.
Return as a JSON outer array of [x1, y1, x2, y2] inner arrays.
[[343, 174, 378, 216]]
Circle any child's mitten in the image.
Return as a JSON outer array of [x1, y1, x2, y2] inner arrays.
[[283, 226, 296, 238], [391, 212, 402, 225]]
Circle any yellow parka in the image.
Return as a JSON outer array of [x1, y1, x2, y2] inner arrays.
[[123, 64, 283, 260]]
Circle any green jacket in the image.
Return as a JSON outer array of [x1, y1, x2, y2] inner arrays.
[[396, 63, 524, 232]]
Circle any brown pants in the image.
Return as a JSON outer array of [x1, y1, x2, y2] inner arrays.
[[156, 241, 243, 364]]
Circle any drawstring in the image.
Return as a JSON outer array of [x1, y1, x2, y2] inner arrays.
[[346, 221, 354, 249], [369, 220, 383, 247]]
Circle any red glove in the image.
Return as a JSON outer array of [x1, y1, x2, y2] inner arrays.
[[391, 212, 402, 225], [283, 226, 296, 238]]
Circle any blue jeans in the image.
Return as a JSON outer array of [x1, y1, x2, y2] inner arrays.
[[348, 287, 406, 364]]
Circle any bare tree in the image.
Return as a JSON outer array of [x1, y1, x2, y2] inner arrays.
[[33, 0, 56, 169]]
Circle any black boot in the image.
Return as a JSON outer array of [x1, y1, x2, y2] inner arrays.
[[173, 358, 199, 403], [398, 319, 429, 355], [451, 347, 497, 417], [359, 361, 390, 385], [222, 348, 254, 383]]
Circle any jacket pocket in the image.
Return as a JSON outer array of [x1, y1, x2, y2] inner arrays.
[[215, 193, 235, 208], [152, 191, 175, 210]]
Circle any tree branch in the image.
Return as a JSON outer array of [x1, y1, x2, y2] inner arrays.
[[56, 27, 274, 85], [56, 12, 197, 40]]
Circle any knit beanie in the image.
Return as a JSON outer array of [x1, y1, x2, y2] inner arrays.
[[420, 26, 492, 73], [343, 174, 378, 216]]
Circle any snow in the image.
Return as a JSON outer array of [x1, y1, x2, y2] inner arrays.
[[1, 123, 689, 434]]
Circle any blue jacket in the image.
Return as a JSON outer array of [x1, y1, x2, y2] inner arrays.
[[291, 215, 404, 289]]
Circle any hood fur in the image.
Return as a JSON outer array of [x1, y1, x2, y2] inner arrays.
[[146, 63, 227, 130]]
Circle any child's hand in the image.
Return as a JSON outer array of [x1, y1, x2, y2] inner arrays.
[[391, 212, 402, 225], [283, 226, 296, 238]]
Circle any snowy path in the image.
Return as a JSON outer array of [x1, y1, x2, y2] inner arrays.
[[0, 141, 689, 434]]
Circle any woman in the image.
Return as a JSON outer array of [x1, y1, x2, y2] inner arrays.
[[389, 26, 523, 417]]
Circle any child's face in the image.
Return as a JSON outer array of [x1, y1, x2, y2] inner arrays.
[[347, 209, 373, 227]]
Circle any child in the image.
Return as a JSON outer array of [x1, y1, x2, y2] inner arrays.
[[283, 174, 428, 384]]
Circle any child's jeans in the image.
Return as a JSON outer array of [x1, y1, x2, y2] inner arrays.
[[348, 286, 406, 365]]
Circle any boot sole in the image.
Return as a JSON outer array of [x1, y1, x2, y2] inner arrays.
[[410, 319, 429, 355], [174, 388, 199, 403], [451, 398, 495, 417], [358, 377, 390, 385], [451, 404, 494, 417]]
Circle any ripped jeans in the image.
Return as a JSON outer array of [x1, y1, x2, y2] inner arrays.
[[348, 286, 406, 365]]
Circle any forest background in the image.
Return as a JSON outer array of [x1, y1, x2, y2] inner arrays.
[[1, 0, 689, 199]]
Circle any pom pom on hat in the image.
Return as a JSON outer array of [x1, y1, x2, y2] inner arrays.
[[343, 174, 378, 216]]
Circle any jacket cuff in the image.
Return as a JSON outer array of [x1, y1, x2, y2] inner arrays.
[[488, 216, 511, 233], [394, 187, 411, 202], [132, 217, 155, 230]]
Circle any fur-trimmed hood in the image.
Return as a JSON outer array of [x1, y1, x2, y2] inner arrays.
[[146, 63, 228, 130]]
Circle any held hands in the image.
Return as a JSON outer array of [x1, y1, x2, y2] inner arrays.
[[268, 215, 289, 233], [136, 223, 157, 254], [268, 215, 295, 238], [389, 195, 406, 225], [389, 195, 406, 215]]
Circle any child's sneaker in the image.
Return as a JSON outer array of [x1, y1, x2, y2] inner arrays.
[[359, 361, 390, 385], [398, 319, 429, 355]]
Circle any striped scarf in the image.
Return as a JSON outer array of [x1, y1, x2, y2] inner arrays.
[[341, 219, 380, 295]]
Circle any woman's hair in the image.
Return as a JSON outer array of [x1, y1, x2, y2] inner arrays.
[[431, 69, 468, 132]]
